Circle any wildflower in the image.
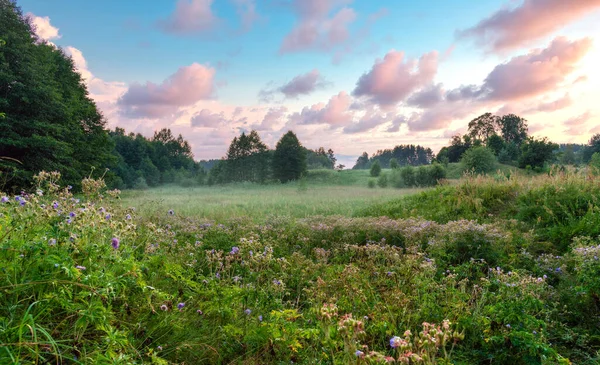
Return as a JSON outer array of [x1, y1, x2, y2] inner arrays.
[[197, 310, 203, 315], [67, 185, 73, 190], [245, 309, 251, 315], [355, 350, 364, 358], [111, 237, 120, 250], [230, 246, 240, 255], [258, 315, 263, 322], [390, 336, 401, 348], [69, 212, 76, 217], [0, 196, 8, 203], [53, 201, 59, 209], [105, 214, 111, 220], [272, 278, 282, 285], [533, 330, 537, 335], [19, 200, 26, 206], [48, 239, 56, 246], [555, 267, 562, 273], [160, 305, 168, 311], [76, 265, 86, 271], [66, 218, 72, 224], [157, 346, 163, 351], [177, 303, 185, 310], [168, 209, 175, 216], [125, 214, 131, 220], [36, 189, 43, 196], [233, 276, 242, 283], [54, 263, 59, 268], [386, 271, 393, 276], [215, 272, 220, 279], [506, 324, 511, 329]]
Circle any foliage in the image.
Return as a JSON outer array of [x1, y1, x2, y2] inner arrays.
[[486, 134, 505, 156], [306, 147, 336, 170], [518, 137, 558, 169], [5, 170, 600, 363], [369, 160, 382, 177], [461, 146, 497, 174], [583, 134, 600, 162], [468, 112, 500, 142], [0, 2, 114, 191], [389, 164, 446, 188], [355, 144, 434, 169], [272, 131, 307, 183], [499, 114, 528, 146], [376, 173, 388, 188], [389, 158, 399, 169], [590, 152, 600, 175]]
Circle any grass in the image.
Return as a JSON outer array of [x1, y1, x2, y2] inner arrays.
[[120, 182, 422, 222]]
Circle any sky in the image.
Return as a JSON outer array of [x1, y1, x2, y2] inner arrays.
[[19, 0, 600, 167]]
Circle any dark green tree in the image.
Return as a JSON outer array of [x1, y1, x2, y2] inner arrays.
[[583, 134, 600, 162], [518, 137, 558, 169], [461, 146, 497, 174], [0, 1, 114, 191], [353, 152, 369, 169], [370, 160, 381, 177], [272, 131, 307, 183], [486, 134, 505, 156], [468, 113, 500, 142], [389, 158, 399, 169], [499, 114, 528, 146]]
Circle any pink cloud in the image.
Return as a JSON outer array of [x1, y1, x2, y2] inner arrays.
[[564, 111, 593, 127], [252, 106, 288, 130], [191, 109, 227, 128], [406, 83, 444, 108], [118, 63, 216, 118], [343, 109, 388, 134], [158, 0, 219, 35], [481, 37, 592, 101], [26, 13, 61, 42], [524, 94, 572, 113], [260, 69, 329, 101], [353, 50, 438, 107], [279, 0, 356, 54], [288, 91, 352, 126], [459, 0, 600, 52]]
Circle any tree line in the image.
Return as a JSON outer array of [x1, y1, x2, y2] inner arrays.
[[353, 145, 434, 170]]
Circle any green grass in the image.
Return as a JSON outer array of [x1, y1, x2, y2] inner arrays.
[[121, 182, 422, 222]]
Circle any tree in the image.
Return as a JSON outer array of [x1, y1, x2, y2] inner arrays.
[[370, 160, 381, 177], [518, 137, 558, 169], [225, 130, 270, 182], [486, 134, 505, 156], [353, 152, 369, 169], [389, 158, 399, 169], [272, 131, 307, 183], [461, 147, 497, 174], [499, 114, 528, 146], [468, 113, 500, 142], [583, 134, 600, 162], [0, 1, 114, 191], [447, 135, 472, 162]]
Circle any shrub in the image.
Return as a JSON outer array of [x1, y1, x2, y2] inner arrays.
[[367, 180, 376, 188], [399, 165, 416, 186], [377, 173, 388, 188], [389, 158, 399, 169], [518, 137, 558, 169], [461, 146, 497, 174], [370, 160, 381, 177], [133, 176, 149, 190], [589, 152, 600, 175]]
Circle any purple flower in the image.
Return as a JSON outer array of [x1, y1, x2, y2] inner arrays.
[[0, 196, 8, 203], [258, 315, 263, 322], [244, 309, 251, 315], [48, 239, 56, 246], [230, 246, 240, 255], [390, 336, 401, 348], [19, 200, 26, 207], [157, 346, 163, 351], [111, 237, 120, 250], [168, 209, 175, 216], [355, 350, 364, 357], [506, 324, 511, 329], [76, 265, 86, 271], [215, 272, 220, 279], [67, 185, 73, 190], [125, 214, 131, 220], [177, 302, 185, 310], [160, 304, 168, 311], [15, 196, 22, 202], [197, 310, 203, 315], [69, 212, 76, 218], [105, 214, 111, 220], [53, 201, 59, 209], [66, 218, 72, 224]]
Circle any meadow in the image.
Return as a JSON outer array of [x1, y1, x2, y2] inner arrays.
[[2, 169, 600, 364]]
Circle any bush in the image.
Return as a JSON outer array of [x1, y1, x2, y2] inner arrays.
[[133, 176, 149, 190], [368, 180, 376, 188], [399, 165, 415, 187], [377, 173, 388, 188], [589, 152, 600, 175], [518, 137, 558, 169], [461, 146, 497, 174], [389, 158, 399, 169], [370, 160, 382, 177]]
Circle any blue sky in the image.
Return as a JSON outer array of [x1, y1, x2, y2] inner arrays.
[[19, 0, 600, 165]]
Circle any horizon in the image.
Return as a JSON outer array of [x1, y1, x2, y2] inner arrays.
[[19, 0, 600, 167]]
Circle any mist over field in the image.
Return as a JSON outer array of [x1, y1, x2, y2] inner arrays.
[[3, 0, 600, 363]]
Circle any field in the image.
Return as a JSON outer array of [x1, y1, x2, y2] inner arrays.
[[120, 169, 421, 221], [3, 169, 600, 364]]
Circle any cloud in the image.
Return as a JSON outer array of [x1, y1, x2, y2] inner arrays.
[[259, 69, 329, 101], [386, 115, 408, 133], [232, 0, 259, 32], [406, 83, 444, 108], [191, 109, 228, 128], [288, 91, 352, 126], [26, 13, 61, 42], [524, 94, 572, 113], [343, 109, 388, 134], [157, 0, 219, 35], [279, 0, 357, 54], [118, 63, 216, 118], [353, 50, 438, 107], [458, 0, 600, 53], [564, 111, 593, 127], [251, 106, 288, 130]]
